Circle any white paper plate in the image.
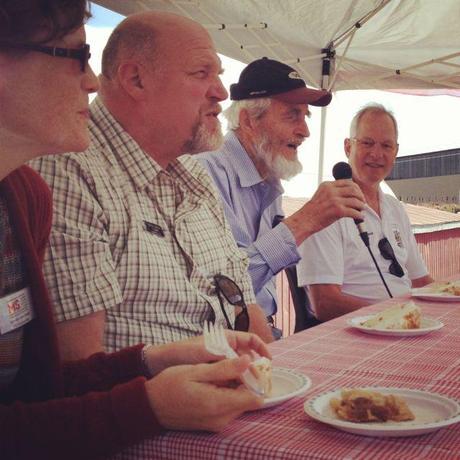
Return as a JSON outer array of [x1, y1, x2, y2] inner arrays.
[[347, 315, 444, 337], [304, 387, 460, 437], [412, 288, 460, 302], [262, 368, 312, 408]]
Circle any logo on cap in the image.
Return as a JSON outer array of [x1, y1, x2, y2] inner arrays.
[[288, 71, 303, 80]]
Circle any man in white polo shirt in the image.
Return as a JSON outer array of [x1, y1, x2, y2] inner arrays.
[[297, 103, 433, 322]]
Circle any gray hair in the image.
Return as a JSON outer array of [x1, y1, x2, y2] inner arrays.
[[224, 98, 272, 130], [101, 19, 159, 79], [349, 103, 399, 141]]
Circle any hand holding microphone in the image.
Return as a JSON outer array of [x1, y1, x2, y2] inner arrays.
[[282, 162, 366, 245], [332, 162, 369, 246]]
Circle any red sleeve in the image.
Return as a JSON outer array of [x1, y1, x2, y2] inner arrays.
[[61, 344, 149, 395], [4, 165, 52, 263], [0, 377, 163, 460], [0, 171, 163, 460]]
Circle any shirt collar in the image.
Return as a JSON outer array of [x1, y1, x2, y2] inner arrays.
[[223, 132, 265, 188], [169, 154, 216, 203], [363, 186, 387, 218], [225, 132, 285, 197], [90, 97, 163, 191]]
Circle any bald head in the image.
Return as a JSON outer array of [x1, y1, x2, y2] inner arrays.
[[101, 11, 210, 79], [96, 10, 227, 166]]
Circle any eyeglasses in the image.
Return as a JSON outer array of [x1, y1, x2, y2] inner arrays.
[[1, 43, 91, 72], [213, 274, 250, 332], [352, 137, 398, 152], [378, 237, 404, 277]]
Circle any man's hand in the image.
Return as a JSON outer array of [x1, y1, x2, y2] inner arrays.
[[284, 179, 366, 245], [246, 303, 274, 344], [146, 356, 263, 432], [411, 274, 434, 288], [145, 330, 271, 376]]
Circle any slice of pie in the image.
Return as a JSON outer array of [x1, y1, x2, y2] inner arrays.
[[252, 357, 272, 397], [330, 388, 415, 423], [435, 281, 460, 296], [361, 301, 421, 330]]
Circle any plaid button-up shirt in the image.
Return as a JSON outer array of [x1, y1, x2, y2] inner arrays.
[[31, 97, 255, 351]]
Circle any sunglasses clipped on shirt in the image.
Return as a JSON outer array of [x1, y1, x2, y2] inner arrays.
[[1, 42, 91, 72], [378, 237, 404, 278], [213, 274, 250, 332]]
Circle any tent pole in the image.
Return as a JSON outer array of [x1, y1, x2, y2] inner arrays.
[[317, 106, 328, 184], [317, 47, 333, 184]]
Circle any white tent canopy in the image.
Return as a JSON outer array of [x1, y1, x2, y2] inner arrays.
[[93, 0, 460, 182], [94, 0, 460, 93]]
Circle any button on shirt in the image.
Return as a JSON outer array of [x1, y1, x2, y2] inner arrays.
[[197, 132, 300, 316], [30, 98, 255, 351], [297, 190, 428, 305]]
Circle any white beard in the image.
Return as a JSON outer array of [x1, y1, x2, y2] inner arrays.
[[254, 135, 303, 180]]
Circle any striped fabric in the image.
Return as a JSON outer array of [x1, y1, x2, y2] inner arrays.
[[30, 97, 256, 351], [0, 196, 25, 389], [112, 284, 460, 459], [197, 132, 300, 316]]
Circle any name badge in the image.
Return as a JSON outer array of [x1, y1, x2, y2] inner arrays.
[[0, 287, 34, 335]]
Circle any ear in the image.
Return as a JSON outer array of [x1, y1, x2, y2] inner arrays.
[[116, 61, 148, 100], [239, 108, 255, 134], [344, 138, 352, 159]]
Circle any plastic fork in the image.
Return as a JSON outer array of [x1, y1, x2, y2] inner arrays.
[[203, 321, 265, 396]]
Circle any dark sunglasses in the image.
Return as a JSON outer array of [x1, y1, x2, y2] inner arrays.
[[1, 43, 91, 72], [213, 274, 250, 332], [378, 237, 404, 278]]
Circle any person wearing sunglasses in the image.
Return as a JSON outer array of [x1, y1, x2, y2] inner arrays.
[[298, 103, 433, 322], [0, 3, 271, 458], [197, 58, 367, 339]]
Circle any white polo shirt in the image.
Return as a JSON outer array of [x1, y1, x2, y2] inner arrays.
[[297, 190, 428, 302]]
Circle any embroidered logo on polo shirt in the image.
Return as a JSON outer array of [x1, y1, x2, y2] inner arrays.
[[393, 229, 403, 248]]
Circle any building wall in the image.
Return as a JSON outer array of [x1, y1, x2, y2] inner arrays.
[[387, 175, 460, 204], [388, 149, 460, 179], [415, 228, 460, 279], [275, 227, 460, 336]]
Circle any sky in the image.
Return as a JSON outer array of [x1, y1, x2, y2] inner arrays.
[[86, 3, 460, 198]]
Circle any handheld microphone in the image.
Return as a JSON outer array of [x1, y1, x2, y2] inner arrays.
[[332, 162, 369, 247], [332, 162, 393, 298]]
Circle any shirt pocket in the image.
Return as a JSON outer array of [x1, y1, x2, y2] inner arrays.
[[174, 204, 247, 278]]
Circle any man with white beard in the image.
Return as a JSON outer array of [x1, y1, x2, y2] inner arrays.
[[198, 58, 366, 338], [31, 12, 274, 360]]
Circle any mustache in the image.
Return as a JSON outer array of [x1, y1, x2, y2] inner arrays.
[[202, 104, 222, 116]]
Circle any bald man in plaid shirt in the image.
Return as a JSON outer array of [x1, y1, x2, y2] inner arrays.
[[31, 12, 273, 359]]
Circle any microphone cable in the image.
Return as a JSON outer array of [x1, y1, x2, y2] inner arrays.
[[365, 244, 393, 298]]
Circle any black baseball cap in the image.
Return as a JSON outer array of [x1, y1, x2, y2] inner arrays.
[[230, 57, 332, 106]]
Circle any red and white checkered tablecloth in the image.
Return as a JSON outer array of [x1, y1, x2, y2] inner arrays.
[[113, 293, 460, 460]]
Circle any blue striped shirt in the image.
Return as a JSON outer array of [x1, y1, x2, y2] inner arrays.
[[197, 132, 300, 316]]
